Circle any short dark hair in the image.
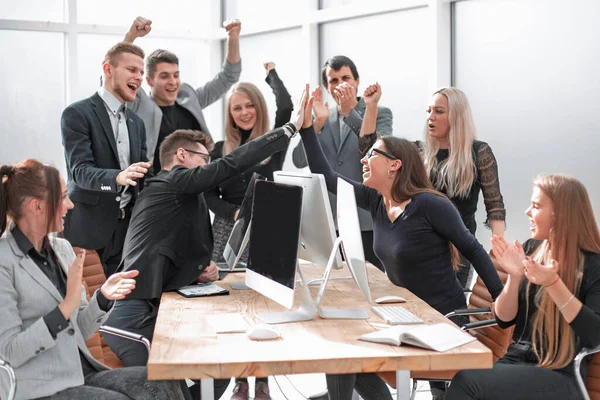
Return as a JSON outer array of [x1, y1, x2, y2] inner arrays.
[[159, 130, 213, 168], [103, 42, 145, 66], [321, 55, 359, 87], [146, 49, 179, 79]]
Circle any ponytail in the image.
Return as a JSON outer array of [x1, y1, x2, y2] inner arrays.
[[0, 164, 15, 236]]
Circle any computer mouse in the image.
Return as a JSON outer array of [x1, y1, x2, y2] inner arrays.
[[374, 295, 407, 304], [246, 325, 281, 341]]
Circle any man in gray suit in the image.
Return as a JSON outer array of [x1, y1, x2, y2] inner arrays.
[[292, 55, 393, 271], [123, 17, 242, 173]]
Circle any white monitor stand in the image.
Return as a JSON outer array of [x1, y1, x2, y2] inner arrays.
[[255, 263, 317, 324], [314, 237, 369, 319], [228, 222, 251, 291]]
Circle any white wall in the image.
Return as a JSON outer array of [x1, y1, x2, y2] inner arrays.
[[454, 0, 600, 244]]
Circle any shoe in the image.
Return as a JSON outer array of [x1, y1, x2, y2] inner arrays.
[[431, 387, 445, 400], [230, 380, 249, 400], [254, 381, 271, 400]]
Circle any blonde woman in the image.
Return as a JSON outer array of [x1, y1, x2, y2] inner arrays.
[[204, 62, 293, 400], [422, 87, 506, 288], [446, 175, 600, 400]]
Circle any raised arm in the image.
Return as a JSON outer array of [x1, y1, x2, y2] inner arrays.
[[425, 195, 504, 299], [358, 83, 382, 154], [224, 19, 241, 65], [476, 142, 506, 236], [264, 62, 293, 129]]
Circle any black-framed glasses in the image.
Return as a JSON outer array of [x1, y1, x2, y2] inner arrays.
[[183, 148, 211, 163], [366, 147, 397, 160]]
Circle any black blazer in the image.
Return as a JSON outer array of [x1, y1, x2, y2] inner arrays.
[[120, 127, 291, 300], [61, 92, 148, 249]]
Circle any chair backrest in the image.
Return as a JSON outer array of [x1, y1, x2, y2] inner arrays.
[[586, 354, 600, 399], [73, 247, 124, 369], [467, 251, 514, 361]]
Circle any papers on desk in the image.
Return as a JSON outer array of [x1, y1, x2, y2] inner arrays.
[[359, 323, 476, 352], [208, 313, 250, 333]]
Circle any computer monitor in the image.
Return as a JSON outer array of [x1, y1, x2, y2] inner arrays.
[[273, 171, 343, 269], [222, 173, 267, 271], [245, 180, 316, 324], [314, 177, 372, 319]]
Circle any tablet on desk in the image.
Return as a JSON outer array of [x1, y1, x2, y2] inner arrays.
[[176, 282, 230, 298]]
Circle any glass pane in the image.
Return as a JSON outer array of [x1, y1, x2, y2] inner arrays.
[[0, 0, 64, 22], [320, 0, 389, 9], [0, 31, 66, 174], [453, 0, 600, 241], [222, 28, 304, 170], [224, 0, 307, 26], [320, 8, 431, 140], [77, 0, 214, 32]]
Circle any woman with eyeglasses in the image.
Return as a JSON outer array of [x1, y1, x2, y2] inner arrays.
[[446, 175, 600, 400], [420, 87, 506, 290], [296, 83, 503, 400]]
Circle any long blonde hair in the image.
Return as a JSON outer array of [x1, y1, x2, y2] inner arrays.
[[528, 174, 600, 369], [223, 82, 270, 156], [423, 87, 477, 198]]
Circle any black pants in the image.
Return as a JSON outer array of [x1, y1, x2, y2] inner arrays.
[[104, 300, 230, 400], [446, 344, 581, 399], [96, 212, 130, 277]]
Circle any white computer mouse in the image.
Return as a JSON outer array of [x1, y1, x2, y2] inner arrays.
[[246, 325, 281, 341], [374, 295, 407, 304]]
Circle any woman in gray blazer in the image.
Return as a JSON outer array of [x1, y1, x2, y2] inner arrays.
[[0, 159, 183, 400]]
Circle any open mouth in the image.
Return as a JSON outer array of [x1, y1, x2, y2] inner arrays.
[[428, 123, 435, 129], [166, 88, 177, 93], [127, 83, 139, 92]]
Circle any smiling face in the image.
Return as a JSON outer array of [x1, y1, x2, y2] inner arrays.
[[324, 65, 359, 102], [104, 52, 144, 103], [147, 62, 180, 107], [42, 178, 74, 233], [229, 92, 257, 131], [426, 93, 450, 141], [361, 140, 400, 191], [525, 186, 554, 240]]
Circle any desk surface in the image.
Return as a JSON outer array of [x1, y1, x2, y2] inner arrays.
[[148, 263, 492, 380]]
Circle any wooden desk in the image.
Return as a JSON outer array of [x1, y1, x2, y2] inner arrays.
[[148, 264, 492, 399]]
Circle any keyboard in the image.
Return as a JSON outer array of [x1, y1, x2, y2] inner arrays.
[[371, 306, 424, 325]]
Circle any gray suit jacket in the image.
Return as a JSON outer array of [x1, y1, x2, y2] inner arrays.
[[131, 60, 242, 161], [0, 232, 111, 400], [292, 99, 393, 230]]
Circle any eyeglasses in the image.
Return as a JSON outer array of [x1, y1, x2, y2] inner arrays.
[[366, 147, 397, 161], [183, 148, 211, 163]]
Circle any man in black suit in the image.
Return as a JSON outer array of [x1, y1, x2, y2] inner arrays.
[[61, 42, 152, 277]]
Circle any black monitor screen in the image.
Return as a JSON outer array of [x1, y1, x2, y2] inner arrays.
[[248, 180, 303, 289]]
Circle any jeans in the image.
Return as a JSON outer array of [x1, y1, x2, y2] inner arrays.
[[37, 366, 183, 399], [445, 344, 581, 399]]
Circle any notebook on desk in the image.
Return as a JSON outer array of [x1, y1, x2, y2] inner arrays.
[[359, 323, 476, 352]]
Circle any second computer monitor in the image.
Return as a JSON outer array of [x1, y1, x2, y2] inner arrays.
[[336, 177, 372, 303], [273, 171, 343, 269]]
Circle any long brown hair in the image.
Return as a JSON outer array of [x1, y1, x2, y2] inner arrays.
[[528, 174, 600, 369], [423, 87, 477, 198], [0, 159, 62, 241], [223, 82, 270, 156], [380, 137, 461, 269]]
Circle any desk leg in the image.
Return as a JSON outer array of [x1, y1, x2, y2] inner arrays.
[[395, 370, 410, 400], [201, 378, 214, 400]]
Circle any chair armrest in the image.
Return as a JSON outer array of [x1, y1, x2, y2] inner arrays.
[[99, 326, 151, 355], [0, 359, 16, 400], [460, 319, 498, 331], [445, 307, 491, 318], [574, 344, 600, 400]]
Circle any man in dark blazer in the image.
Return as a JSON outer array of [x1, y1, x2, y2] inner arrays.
[[61, 42, 152, 277], [292, 55, 393, 271]]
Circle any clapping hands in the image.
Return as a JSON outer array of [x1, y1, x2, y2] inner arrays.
[[491, 235, 526, 278]]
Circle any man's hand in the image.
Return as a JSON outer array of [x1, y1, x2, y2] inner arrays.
[[233, 209, 240, 221], [58, 249, 85, 320], [116, 161, 152, 187], [363, 82, 381, 107], [333, 82, 358, 117], [223, 19, 242, 39], [101, 270, 139, 300], [311, 87, 330, 133], [123, 16, 152, 43], [264, 62, 276, 74], [197, 261, 218, 283]]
